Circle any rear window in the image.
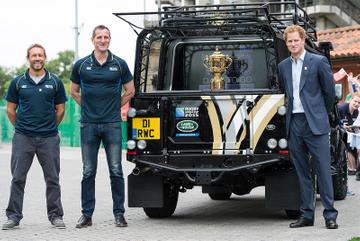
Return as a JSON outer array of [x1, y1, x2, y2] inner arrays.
[[141, 38, 277, 93], [168, 41, 271, 91]]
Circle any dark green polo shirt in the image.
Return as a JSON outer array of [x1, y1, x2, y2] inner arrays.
[[5, 70, 68, 137], [70, 51, 133, 123]]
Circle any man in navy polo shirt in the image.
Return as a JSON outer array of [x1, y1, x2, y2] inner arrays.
[[70, 25, 135, 228], [2, 44, 68, 230]]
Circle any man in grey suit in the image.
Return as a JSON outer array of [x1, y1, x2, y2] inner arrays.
[[278, 25, 338, 229]]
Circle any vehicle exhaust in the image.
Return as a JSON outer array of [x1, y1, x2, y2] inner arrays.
[[132, 166, 150, 175]]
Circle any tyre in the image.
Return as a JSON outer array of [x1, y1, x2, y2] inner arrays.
[[285, 209, 300, 219], [332, 141, 347, 201], [143, 183, 179, 218], [208, 192, 232, 200]]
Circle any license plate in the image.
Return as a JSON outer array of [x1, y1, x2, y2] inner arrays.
[[132, 118, 160, 139]]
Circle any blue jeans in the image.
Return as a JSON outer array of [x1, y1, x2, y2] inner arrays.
[[80, 122, 124, 217]]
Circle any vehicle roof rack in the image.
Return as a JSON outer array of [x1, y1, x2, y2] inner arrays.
[[113, 1, 317, 41]]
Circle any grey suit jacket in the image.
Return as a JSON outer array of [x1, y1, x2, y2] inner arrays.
[[278, 51, 335, 136]]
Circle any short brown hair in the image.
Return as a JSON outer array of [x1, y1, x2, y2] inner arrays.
[[26, 43, 47, 58], [284, 25, 306, 41], [92, 25, 111, 39]]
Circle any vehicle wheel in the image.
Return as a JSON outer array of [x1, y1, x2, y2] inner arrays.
[[332, 141, 347, 200], [285, 209, 300, 219], [143, 183, 179, 218], [208, 192, 232, 200], [232, 187, 251, 196]]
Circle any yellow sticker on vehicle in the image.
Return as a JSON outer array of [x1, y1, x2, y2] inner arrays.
[[132, 118, 160, 139]]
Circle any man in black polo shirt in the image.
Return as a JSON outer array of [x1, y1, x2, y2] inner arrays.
[[338, 92, 360, 179], [70, 25, 135, 228], [2, 44, 68, 230]]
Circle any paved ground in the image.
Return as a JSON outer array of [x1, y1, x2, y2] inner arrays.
[[0, 143, 359, 241]]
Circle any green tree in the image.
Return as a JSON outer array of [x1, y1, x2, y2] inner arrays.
[[13, 64, 27, 76], [46, 50, 74, 84], [0, 66, 12, 98], [1, 64, 27, 98], [46, 50, 74, 94]]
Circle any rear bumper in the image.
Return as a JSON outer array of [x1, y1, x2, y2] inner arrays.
[[127, 153, 290, 172]]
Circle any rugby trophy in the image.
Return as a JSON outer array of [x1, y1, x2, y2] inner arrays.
[[203, 47, 232, 90]]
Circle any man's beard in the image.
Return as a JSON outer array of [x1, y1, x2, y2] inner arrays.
[[30, 61, 44, 71]]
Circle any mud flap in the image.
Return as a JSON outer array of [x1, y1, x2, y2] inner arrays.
[[128, 174, 164, 207], [265, 171, 300, 210]]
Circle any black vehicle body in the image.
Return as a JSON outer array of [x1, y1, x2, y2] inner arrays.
[[114, 1, 347, 218]]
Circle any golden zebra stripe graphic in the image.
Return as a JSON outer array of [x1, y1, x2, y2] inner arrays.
[[201, 94, 285, 154]]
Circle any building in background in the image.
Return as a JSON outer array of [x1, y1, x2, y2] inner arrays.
[[318, 24, 360, 101]]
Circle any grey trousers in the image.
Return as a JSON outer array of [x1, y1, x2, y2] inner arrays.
[[5, 132, 64, 222]]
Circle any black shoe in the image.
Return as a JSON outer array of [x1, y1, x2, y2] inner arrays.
[[2, 219, 19, 230], [115, 215, 128, 227], [348, 169, 356, 175], [325, 219, 338, 229], [289, 217, 314, 228], [75, 215, 92, 228], [356, 172, 360, 181]]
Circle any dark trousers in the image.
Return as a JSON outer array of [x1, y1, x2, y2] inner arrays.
[[289, 114, 338, 221], [80, 122, 124, 217], [6, 132, 64, 222]]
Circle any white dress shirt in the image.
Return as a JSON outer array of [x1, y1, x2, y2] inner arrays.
[[291, 50, 306, 113]]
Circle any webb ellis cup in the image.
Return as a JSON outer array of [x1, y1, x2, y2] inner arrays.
[[203, 47, 232, 90]]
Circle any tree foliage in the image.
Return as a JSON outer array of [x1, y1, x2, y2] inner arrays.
[[0, 67, 12, 98], [46, 50, 74, 84], [0, 50, 74, 98]]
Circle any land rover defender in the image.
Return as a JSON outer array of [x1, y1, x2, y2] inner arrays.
[[114, 1, 347, 219]]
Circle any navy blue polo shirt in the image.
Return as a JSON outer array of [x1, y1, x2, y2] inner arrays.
[[70, 51, 133, 123], [5, 70, 68, 137]]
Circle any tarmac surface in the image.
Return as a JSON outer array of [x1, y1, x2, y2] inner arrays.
[[0, 143, 359, 241]]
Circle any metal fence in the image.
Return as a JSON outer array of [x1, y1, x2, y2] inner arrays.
[[0, 100, 127, 148]]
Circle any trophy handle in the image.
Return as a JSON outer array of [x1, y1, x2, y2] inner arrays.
[[203, 56, 210, 69]]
